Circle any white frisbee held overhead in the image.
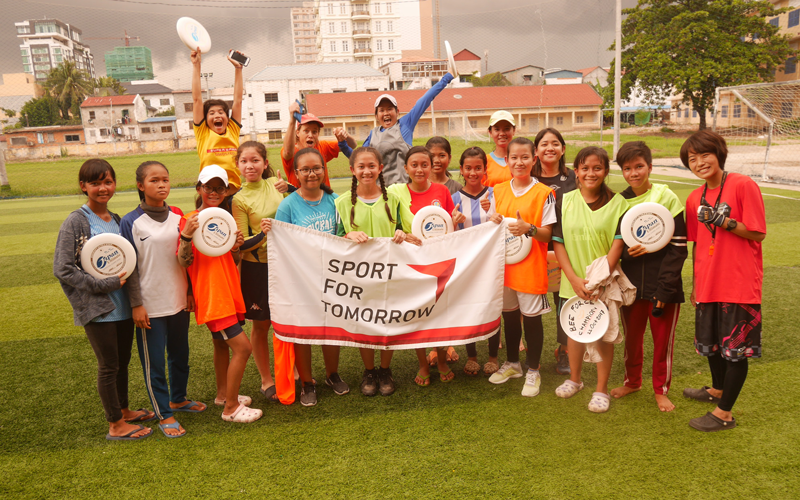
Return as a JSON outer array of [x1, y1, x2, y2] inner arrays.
[[177, 17, 212, 53], [559, 296, 610, 344], [193, 207, 237, 257], [503, 217, 533, 265], [80, 234, 137, 281], [411, 206, 454, 239], [444, 40, 459, 78], [620, 202, 675, 253]]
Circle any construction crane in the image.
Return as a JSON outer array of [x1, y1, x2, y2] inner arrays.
[[85, 30, 140, 46]]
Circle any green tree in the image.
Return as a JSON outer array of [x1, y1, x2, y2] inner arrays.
[[155, 106, 175, 117], [44, 61, 94, 120], [94, 76, 126, 96], [18, 95, 61, 127], [468, 72, 512, 87], [611, 0, 795, 130]]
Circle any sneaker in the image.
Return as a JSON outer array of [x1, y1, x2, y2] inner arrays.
[[555, 346, 571, 375], [521, 369, 541, 397], [488, 361, 523, 385], [300, 383, 317, 407], [377, 367, 396, 396], [360, 369, 378, 397], [325, 372, 350, 395]]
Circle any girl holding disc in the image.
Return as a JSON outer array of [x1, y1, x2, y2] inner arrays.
[[191, 47, 246, 193], [452, 147, 504, 376], [611, 141, 687, 413], [334, 147, 420, 396], [531, 128, 576, 375], [178, 166, 261, 423], [54, 159, 153, 441], [551, 147, 628, 413], [488, 138, 557, 398], [484, 111, 516, 187], [231, 141, 288, 404], [121, 161, 203, 438], [426, 137, 463, 195]]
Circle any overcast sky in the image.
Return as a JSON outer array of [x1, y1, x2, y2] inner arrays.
[[1, 0, 637, 91]]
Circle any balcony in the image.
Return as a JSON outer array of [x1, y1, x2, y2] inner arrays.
[[352, 10, 370, 20], [352, 28, 371, 39], [353, 47, 372, 57]]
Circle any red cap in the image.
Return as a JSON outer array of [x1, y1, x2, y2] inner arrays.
[[296, 113, 324, 129]]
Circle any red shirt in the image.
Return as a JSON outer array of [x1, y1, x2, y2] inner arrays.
[[686, 173, 766, 304], [408, 182, 455, 215], [280, 140, 339, 188]]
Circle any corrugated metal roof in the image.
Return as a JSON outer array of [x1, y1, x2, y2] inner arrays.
[[121, 82, 173, 95], [140, 116, 177, 123], [81, 95, 138, 107], [249, 63, 386, 81], [306, 84, 602, 118]]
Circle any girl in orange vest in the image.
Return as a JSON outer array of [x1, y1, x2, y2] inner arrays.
[[484, 111, 517, 187], [488, 137, 557, 398]]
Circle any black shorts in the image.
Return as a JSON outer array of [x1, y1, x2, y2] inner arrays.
[[695, 302, 762, 361], [240, 260, 271, 322]]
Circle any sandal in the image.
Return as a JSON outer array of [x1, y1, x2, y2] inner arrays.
[[446, 346, 459, 363], [439, 368, 455, 383], [555, 379, 584, 399], [588, 392, 610, 413], [214, 395, 252, 407], [689, 412, 737, 432], [105, 424, 152, 441], [261, 385, 279, 403], [683, 386, 721, 404], [124, 408, 157, 423], [221, 403, 263, 423], [427, 350, 438, 367], [172, 399, 206, 413], [463, 359, 481, 376], [414, 371, 431, 387], [483, 361, 499, 375], [158, 421, 186, 438]]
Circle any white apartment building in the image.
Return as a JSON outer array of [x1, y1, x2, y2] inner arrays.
[[312, 0, 435, 69], [15, 19, 96, 82], [291, 2, 319, 64], [247, 63, 389, 136]]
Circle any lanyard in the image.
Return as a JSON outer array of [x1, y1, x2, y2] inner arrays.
[[700, 172, 727, 256]]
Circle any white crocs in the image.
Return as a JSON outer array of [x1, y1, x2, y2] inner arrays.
[[214, 394, 252, 407], [588, 392, 611, 413], [221, 403, 263, 423], [555, 379, 584, 399]]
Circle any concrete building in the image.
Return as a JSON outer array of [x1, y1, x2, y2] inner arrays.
[[80, 95, 147, 143], [453, 49, 482, 81], [121, 81, 173, 114], [105, 46, 154, 82], [578, 66, 609, 87], [380, 56, 469, 90], [3, 125, 84, 149], [501, 65, 545, 86], [544, 69, 583, 85], [138, 116, 178, 142], [0, 73, 44, 126], [247, 63, 389, 136], [312, 0, 435, 69], [15, 18, 95, 81], [291, 2, 319, 64], [306, 83, 603, 140], [768, 1, 800, 82]]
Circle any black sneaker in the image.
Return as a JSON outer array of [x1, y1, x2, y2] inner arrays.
[[360, 369, 378, 396], [555, 345, 571, 375], [300, 383, 317, 407], [325, 372, 350, 395], [377, 367, 396, 396]]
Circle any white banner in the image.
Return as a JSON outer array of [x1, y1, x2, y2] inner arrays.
[[267, 220, 505, 350]]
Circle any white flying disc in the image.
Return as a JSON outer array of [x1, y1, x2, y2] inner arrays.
[[503, 217, 533, 265], [547, 250, 561, 293], [444, 40, 459, 78], [193, 207, 237, 256], [411, 205, 454, 240], [620, 202, 675, 253], [559, 296, 610, 344], [80, 233, 137, 281], [177, 17, 212, 53]]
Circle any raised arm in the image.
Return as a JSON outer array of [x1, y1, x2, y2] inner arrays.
[[228, 51, 244, 124], [282, 101, 300, 161], [191, 49, 204, 125], [398, 73, 454, 144]]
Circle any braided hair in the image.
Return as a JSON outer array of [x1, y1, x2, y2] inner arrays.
[[377, 170, 395, 224], [347, 146, 394, 229], [349, 173, 359, 229]]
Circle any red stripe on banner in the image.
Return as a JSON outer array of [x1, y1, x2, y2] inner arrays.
[[272, 318, 501, 347]]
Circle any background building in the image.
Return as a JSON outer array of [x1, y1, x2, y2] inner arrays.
[[291, 2, 319, 64], [15, 18, 95, 81], [453, 49, 482, 81], [544, 69, 583, 85], [121, 80, 173, 114], [501, 65, 545, 86], [0, 73, 44, 126], [105, 46, 154, 82], [80, 94, 147, 143]]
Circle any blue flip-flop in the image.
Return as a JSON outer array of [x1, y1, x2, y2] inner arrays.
[[106, 424, 152, 441], [172, 400, 206, 413], [158, 421, 186, 438], [124, 408, 157, 423]]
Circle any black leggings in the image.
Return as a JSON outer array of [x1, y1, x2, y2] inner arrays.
[[503, 309, 544, 368], [466, 331, 501, 359], [708, 354, 749, 412], [84, 318, 135, 422]]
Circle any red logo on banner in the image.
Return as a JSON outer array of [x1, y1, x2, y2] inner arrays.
[[408, 259, 456, 303]]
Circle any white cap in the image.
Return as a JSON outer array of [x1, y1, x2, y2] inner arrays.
[[197, 165, 229, 186], [489, 110, 516, 127], [374, 94, 398, 109]]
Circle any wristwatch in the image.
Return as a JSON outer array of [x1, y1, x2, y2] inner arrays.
[[725, 218, 738, 231], [526, 224, 538, 238]]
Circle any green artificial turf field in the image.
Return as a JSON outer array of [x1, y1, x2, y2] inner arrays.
[[0, 173, 798, 499]]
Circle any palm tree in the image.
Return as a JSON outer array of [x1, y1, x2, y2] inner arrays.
[[44, 61, 94, 120], [94, 76, 127, 97]]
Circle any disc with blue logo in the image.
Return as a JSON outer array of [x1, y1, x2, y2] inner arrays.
[[194, 207, 236, 257], [503, 217, 533, 265], [411, 206, 454, 240], [80, 233, 137, 281], [177, 17, 212, 53], [620, 202, 675, 253]]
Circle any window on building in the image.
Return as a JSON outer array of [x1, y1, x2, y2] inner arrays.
[[161, 126, 173, 133], [329, 22, 335, 34], [99, 128, 109, 137], [682, 109, 688, 118], [20, 48, 28, 56], [331, 41, 337, 52], [10, 137, 27, 146], [32, 48, 48, 54], [556, 117, 563, 125], [790, 9, 800, 28], [21, 56, 30, 64], [576, 115, 584, 124], [340, 3, 346, 14], [293, 15, 299, 20], [296, 46, 301, 52], [769, 18, 779, 28], [89, 111, 96, 120], [184, 103, 193, 112], [387, 21, 393, 32], [268, 130, 282, 140], [377, 58, 384, 66], [16, 25, 31, 34], [23, 65, 31, 73], [141, 127, 151, 134], [781, 102, 793, 119], [386, 2, 392, 13], [267, 111, 281, 121], [265, 93, 279, 102], [322, 127, 332, 136], [159, 98, 170, 106], [375, 21, 382, 32], [35, 22, 57, 34], [332, 88, 346, 93], [376, 39, 383, 51], [468, 119, 477, 128], [734, 104, 741, 118], [327, 3, 333, 14], [785, 57, 797, 74], [764, 103, 773, 117], [54, 55, 62, 63], [347, 126, 355, 135], [748, 107, 756, 119], [343, 40, 349, 52], [374, 2, 381, 14], [721, 106, 728, 118], [388, 39, 394, 50]]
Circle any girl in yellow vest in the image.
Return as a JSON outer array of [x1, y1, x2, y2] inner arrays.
[[488, 138, 557, 398]]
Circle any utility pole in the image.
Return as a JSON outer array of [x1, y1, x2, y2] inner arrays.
[[613, 0, 622, 159], [201, 73, 213, 100]]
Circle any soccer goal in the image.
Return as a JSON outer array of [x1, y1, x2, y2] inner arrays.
[[445, 112, 490, 144], [713, 81, 800, 183]]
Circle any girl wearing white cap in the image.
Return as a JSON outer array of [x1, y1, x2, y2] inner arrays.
[[484, 111, 516, 187]]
